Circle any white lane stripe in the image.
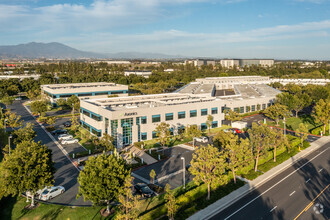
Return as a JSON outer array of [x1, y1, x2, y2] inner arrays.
[[269, 206, 277, 212], [305, 178, 311, 183], [224, 147, 329, 220], [289, 191, 296, 196], [318, 168, 323, 172]]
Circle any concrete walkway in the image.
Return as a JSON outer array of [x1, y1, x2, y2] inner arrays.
[[127, 146, 158, 165], [188, 135, 330, 220]]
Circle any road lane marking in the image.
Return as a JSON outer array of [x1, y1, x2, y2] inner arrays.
[[223, 147, 329, 220], [305, 178, 311, 183], [318, 168, 323, 172], [289, 191, 296, 196], [269, 206, 277, 212], [294, 184, 329, 220]]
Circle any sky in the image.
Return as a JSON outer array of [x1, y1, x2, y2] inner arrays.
[[0, 0, 330, 59]]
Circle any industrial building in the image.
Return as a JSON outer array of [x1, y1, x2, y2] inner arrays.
[[124, 70, 152, 78], [41, 82, 129, 105], [80, 76, 281, 148], [220, 59, 274, 68]]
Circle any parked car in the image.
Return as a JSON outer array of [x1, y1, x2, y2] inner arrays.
[[194, 136, 208, 143], [51, 129, 67, 135], [26, 187, 47, 198], [186, 164, 191, 171], [39, 186, 65, 201], [134, 183, 155, 198], [58, 134, 73, 141], [63, 121, 71, 127], [61, 138, 79, 145], [224, 128, 242, 134], [15, 97, 22, 101]]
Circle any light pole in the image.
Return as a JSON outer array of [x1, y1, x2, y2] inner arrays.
[[181, 157, 185, 189], [283, 117, 286, 137], [8, 134, 12, 155]]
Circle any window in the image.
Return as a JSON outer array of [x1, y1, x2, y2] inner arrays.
[[152, 131, 157, 139], [141, 132, 147, 140], [240, 107, 244, 113], [190, 110, 197, 117], [211, 107, 218, 114], [95, 91, 109, 96], [268, 103, 271, 107], [262, 104, 266, 110], [152, 115, 161, 123], [178, 111, 186, 119], [201, 109, 208, 116], [78, 93, 92, 97], [111, 90, 124, 94], [141, 116, 147, 124], [59, 94, 72, 98], [201, 123, 207, 130], [234, 107, 239, 113], [246, 106, 250, 112], [91, 114, 102, 121], [165, 113, 173, 121], [212, 121, 218, 128], [221, 107, 230, 113], [251, 105, 256, 111]]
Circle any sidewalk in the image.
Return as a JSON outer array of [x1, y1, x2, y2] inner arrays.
[[127, 146, 158, 164], [188, 135, 330, 220]]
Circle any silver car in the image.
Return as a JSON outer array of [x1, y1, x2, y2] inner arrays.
[[39, 186, 65, 201], [61, 138, 79, 145], [58, 134, 73, 141]]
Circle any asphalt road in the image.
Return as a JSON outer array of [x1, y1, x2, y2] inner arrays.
[[209, 141, 330, 220], [10, 101, 90, 206]]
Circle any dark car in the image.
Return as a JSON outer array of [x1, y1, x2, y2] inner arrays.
[[134, 183, 155, 198], [186, 164, 191, 171], [51, 129, 67, 135], [63, 122, 71, 127]]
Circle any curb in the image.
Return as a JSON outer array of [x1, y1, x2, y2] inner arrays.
[[188, 136, 330, 220]]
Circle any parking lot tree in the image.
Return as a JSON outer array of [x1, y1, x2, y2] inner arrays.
[[206, 115, 214, 135], [116, 175, 140, 220], [155, 122, 171, 148], [263, 103, 288, 126], [164, 184, 178, 220], [30, 100, 48, 116], [224, 109, 241, 126], [56, 98, 68, 108], [1, 95, 14, 106], [67, 95, 80, 115], [185, 124, 202, 140], [149, 169, 156, 184], [189, 145, 228, 200], [249, 123, 271, 172], [213, 131, 253, 183], [46, 117, 56, 128], [12, 122, 36, 144], [26, 89, 41, 101], [0, 140, 55, 207], [4, 110, 22, 130], [313, 99, 330, 135], [295, 123, 309, 151], [77, 153, 130, 214], [99, 133, 114, 152]]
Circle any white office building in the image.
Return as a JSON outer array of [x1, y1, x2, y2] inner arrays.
[[124, 70, 152, 78], [80, 76, 281, 148]]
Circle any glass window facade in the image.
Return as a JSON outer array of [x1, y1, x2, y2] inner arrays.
[[240, 107, 244, 113], [201, 109, 208, 116], [165, 113, 173, 121], [111, 120, 118, 147], [141, 116, 147, 124], [251, 105, 256, 111], [152, 114, 161, 123], [121, 118, 133, 146], [178, 111, 186, 119], [201, 123, 207, 130], [212, 121, 218, 128], [234, 107, 239, 113], [190, 110, 197, 117], [141, 132, 147, 140], [211, 107, 218, 114]]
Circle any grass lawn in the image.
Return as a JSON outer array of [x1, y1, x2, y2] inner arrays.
[[0, 196, 108, 220]]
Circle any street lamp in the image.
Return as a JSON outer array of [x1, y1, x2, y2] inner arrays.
[[283, 117, 286, 137], [8, 134, 12, 155], [181, 157, 185, 189]]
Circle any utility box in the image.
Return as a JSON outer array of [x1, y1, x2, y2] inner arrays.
[[232, 121, 248, 129]]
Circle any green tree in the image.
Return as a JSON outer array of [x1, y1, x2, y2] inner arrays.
[[12, 122, 36, 144], [56, 98, 68, 108], [185, 125, 202, 141], [213, 131, 253, 183], [189, 145, 228, 200], [46, 116, 56, 128], [1, 95, 14, 106], [263, 103, 288, 125], [70, 116, 80, 132], [149, 169, 156, 184], [4, 110, 22, 130], [248, 123, 271, 172], [224, 109, 241, 126], [291, 93, 311, 117], [295, 123, 309, 151], [155, 122, 171, 148], [206, 115, 213, 135], [0, 140, 55, 207], [26, 89, 40, 101], [77, 153, 130, 214], [99, 133, 114, 152], [164, 184, 178, 220], [269, 128, 287, 162], [116, 175, 140, 220], [313, 99, 330, 135], [30, 100, 48, 116], [276, 92, 295, 113], [67, 95, 80, 115]]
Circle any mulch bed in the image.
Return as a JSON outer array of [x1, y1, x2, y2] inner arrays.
[[24, 202, 40, 210]]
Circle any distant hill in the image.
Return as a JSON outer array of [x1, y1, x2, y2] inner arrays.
[[0, 42, 185, 59]]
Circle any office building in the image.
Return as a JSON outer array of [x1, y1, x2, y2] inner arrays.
[[124, 70, 152, 78], [80, 76, 280, 148]]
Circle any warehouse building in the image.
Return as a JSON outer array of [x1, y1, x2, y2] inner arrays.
[[41, 82, 128, 105], [80, 76, 281, 148]]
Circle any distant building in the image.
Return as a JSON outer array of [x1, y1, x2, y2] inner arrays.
[[90, 60, 131, 65], [0, 74, 40, 80], [184, 59, 216, 67], [220, 59, 239, 68], [41, 82, 128, 105], [220, 59, 274, 68], [124, 70, 152, 78], [164, 69, 174, 72]]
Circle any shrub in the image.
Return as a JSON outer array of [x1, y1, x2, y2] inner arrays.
[[133, 141, 144, 149]]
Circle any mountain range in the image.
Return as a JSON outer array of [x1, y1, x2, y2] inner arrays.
[[0, 42, 185, 60]]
